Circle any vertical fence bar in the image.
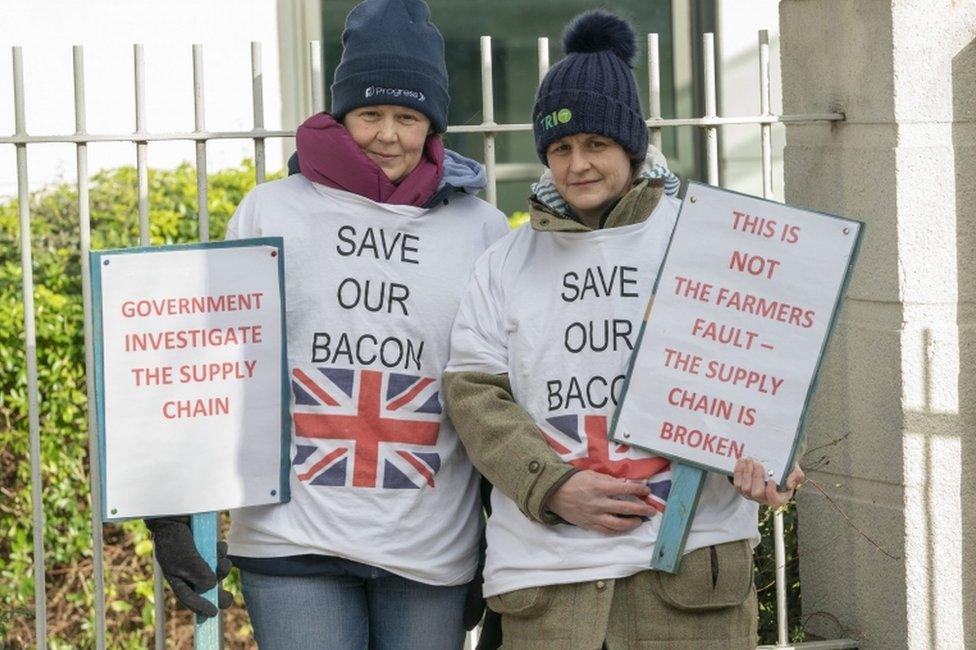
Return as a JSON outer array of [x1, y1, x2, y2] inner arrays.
[[309, 41, 324, 115], [647, 33, 662, 152], [759, 30, 774, 201], [702, 33, 719, 185], [251, 42, 266, 184], [73, 45, 109, 650], [134, 45, 151, 246], [480, 36, 497, 207], [192, 44, 209, 243], [133, 45, 165, 650], [758, 27, 788, 648], [13, 46, 48, 650], [193, 41, 220, 649], [537, 37, 549, 84], [773, 509, 788, 645], [152, 557, 165, 647]]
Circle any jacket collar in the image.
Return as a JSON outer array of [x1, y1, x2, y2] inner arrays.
[[529, 178, 665, 233]]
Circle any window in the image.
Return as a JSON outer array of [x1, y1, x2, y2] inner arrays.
[[320, 1, 697, 214]]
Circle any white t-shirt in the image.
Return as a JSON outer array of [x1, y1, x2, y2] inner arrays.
[[226, 174, 508, 586], [447, 195, 759, 597]]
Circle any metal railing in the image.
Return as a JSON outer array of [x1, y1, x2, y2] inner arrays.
[[3, 32, 853, 650]]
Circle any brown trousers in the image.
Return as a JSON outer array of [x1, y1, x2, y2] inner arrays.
[[487, 540, 758, 650]]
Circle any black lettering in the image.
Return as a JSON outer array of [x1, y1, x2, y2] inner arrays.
[[613, 319, 634, 351], [389, 282, 410, 316], [355, 334, 378, 365], [337, 278, 411, 315], [337, 277, 360, 310], [379, 337, 403, 367], [561, 266, 641, 302], [381, 231, 402, 260], [565, 376, 585, 410], [564, 319, 633, 353], [620, 266, 638, 297], [404, 339, 423, 371], [401, 233, 420, 264], [586, 375, 609, 408], [611, 374, 626, 404], [359, 228, 379, 258], [561, 271, 580, 302], [565, 322, 585, 353], [312, 332, 424, 370], [580, 268, 599, 300], [590, 320, 609, 352], [311, 332, 331, 362], [597, 266, 617, 295], [363, 280, 386, 313], [336, 225, 356, 256], [333, 333, 354, 365], [547, 380, 563, 411]]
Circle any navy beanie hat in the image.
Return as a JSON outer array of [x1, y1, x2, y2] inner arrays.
[[533, 10, 648, 165], [331, 0, 449, 133]]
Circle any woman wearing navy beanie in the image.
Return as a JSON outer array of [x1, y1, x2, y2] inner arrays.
[[145, 1, 508, 647], [446, 10, 802, 648]]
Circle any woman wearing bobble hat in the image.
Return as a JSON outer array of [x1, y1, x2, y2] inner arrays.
[[445, 9, 803, 648], [144, 0, 508, 647]]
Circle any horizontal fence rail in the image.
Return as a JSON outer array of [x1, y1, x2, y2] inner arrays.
[[4, 32, 848, 650], [0, 115, 844, 145]]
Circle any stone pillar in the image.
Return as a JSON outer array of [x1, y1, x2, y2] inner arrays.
[[779, 2, 976, 648]]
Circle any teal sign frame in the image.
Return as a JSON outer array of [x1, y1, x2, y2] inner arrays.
[[608, 182, 864, 572], [89, 237, 291, 522]]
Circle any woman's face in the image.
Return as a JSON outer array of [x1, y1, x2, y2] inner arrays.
[[342, 105, 431, 183], [546, 133, 633, 224]]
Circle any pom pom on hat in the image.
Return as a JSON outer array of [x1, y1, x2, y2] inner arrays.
[[532, 10, 648, 165], [562, 9, 637, 66]]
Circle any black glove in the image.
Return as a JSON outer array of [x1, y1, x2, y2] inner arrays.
[[477, 608, 503, 650], [464, 476, 494, 631], [145, 516, 233, 617], [463, 565, 486, 631]]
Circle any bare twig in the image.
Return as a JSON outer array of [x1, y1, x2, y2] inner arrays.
[[802, 610, 857, 640], [802, 432, 851, 459], [805, 476, 901, 560]]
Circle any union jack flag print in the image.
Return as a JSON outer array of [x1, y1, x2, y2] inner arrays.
[[290, 366, 443, 489], [540, 413, 671, 512]]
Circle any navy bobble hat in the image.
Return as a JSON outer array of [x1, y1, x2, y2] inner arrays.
[[331, 0, 449, 132], [533, 10, 648, 165]]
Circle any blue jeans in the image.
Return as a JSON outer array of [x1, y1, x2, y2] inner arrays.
[[240, 558, 468, 649]]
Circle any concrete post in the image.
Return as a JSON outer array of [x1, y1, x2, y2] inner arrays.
[[779, 2, 976, 648]]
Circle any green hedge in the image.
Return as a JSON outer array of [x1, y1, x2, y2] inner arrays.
[[0, 161, 270, 648], [0, 162, 801, 648]]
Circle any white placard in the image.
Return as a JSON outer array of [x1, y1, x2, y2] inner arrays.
[[93, 240, 287, 519], [612, 183, 861, 485]]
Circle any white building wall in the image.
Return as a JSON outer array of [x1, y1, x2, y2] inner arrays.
[[0, 0, 286, 198]]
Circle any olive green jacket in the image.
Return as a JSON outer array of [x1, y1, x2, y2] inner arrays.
[[443, 179, 666, 524]]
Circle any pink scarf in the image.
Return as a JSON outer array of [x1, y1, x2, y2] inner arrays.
[[296, 112, 444, 207]]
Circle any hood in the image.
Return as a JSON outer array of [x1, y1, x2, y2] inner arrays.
[[439, 149, 487, 195], [421, 149, 488, 207]]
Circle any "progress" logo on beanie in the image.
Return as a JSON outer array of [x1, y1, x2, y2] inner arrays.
[[538, 108, 573, 131], [364, 86, 427, 102]]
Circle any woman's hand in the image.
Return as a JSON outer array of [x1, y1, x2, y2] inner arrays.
[[733, 458, 805, 508], [544, 469, 658, 534]]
